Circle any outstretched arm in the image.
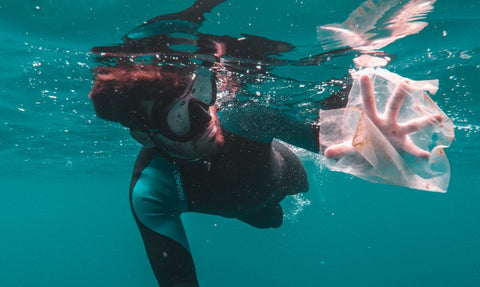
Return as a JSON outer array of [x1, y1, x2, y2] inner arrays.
[[218, 104, 320, 152], [324, 75, 442, 159]]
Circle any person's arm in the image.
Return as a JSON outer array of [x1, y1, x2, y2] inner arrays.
[[218, 104, 319, 152], [130, 148, 199, 287], [134, 220, 199, 287]]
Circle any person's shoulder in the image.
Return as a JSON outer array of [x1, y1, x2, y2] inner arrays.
[[132, 147, 163, 175]]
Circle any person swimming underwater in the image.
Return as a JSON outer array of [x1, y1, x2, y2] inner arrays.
[[90, 63, 311, 286], [89, 63, 443, 287], [88, 1, 447, 286]]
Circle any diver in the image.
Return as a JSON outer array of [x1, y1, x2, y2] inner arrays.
[[90, 63, 312, 286], [89, 63, 442, 287], [88, 1, 446, 286]]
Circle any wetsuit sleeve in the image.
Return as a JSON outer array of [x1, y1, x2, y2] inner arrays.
[[135, 221, 199, 287], [218, 103, 319, 152], [130, 148, 199, 287]]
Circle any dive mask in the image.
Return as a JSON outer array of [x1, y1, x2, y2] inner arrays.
[[148, 69, 217, 142]]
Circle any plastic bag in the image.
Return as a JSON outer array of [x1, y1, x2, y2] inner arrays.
[[319, 68, 454, 192]]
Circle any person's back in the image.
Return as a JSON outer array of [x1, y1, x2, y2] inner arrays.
[[130, 129, 308, 226], [127, 131, 308, 287], [178, 130, 308, 224]]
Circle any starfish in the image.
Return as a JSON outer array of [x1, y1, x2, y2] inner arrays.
[[325, 75, 443, 159]]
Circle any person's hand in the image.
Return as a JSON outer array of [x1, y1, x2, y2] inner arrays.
[[324, 75, 442, 159]]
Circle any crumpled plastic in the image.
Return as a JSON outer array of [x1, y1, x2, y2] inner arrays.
[[319, 68, 454, 192]]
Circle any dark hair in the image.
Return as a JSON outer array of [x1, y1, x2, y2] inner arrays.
[[89, 64, 190, 129]]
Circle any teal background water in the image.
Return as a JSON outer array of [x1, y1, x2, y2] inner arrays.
[[1, 0, 479, 286]]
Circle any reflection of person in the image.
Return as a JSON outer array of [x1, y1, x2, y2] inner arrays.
[[89, 63, 440, 286]]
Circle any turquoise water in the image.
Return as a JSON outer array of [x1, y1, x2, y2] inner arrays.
[[1, 0, 479, 286]]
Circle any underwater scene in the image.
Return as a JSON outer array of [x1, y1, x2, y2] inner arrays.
[[1, 0, 479, 286]]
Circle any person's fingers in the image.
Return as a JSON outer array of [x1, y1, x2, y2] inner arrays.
[[324, 141, 355, 158], [385, 82, 408, 122], [360, 75, 380, 123], [401, 137, 430, 159], [402, 113, 443, 134]]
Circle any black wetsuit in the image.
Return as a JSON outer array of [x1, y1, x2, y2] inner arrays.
[[129, 131, 308, 287]]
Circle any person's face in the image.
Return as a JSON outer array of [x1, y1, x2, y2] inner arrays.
[[131, 106, 223, 160], [130, 71, 224, 160]]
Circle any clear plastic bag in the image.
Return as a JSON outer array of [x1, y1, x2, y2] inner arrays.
[[319, 68, 454, 192]]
